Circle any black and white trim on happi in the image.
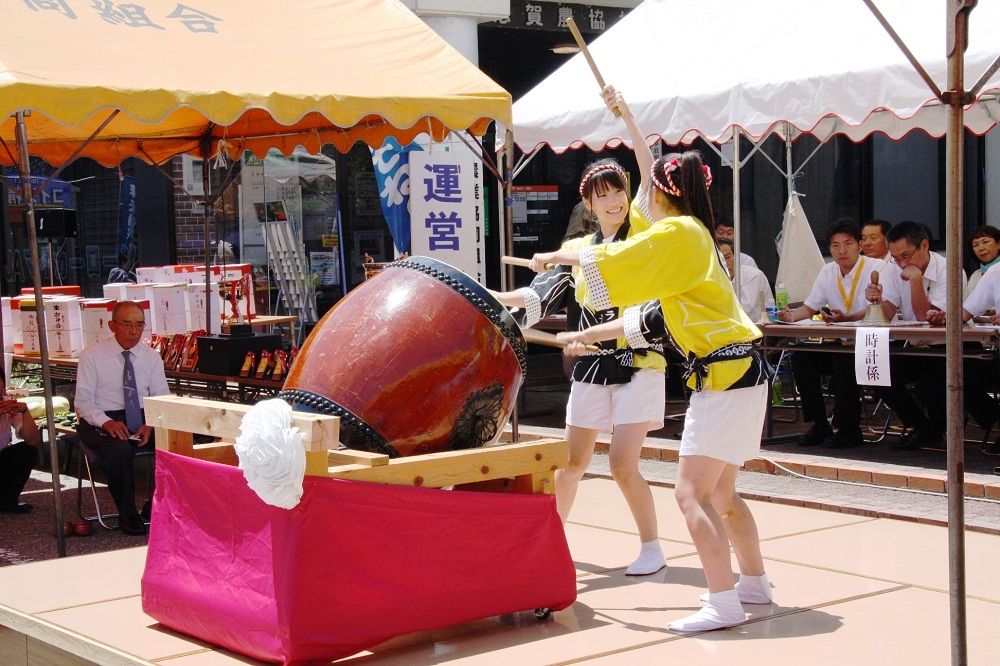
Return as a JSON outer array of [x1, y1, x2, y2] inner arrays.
[[623, 306, 648, 349], [579, 246, 611, 310], [517, 287, 542, 328]]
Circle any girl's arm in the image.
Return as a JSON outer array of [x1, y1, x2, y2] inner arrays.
[[603, 85, 653, 194]]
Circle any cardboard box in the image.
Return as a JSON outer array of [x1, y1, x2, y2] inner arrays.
[[21, 323, 83, 358], [102, 282, 149, 302], [47, 297, 82, 331], [80, 299, 116, 347], [10, 297, 24, 345], [19, 285, 82, 297], [135, 266, 161, 283], [146, 283, 190, 336], [47, 327, 84, 358], [164, 264, 201, 283], [1, 297, 12, 352], [187, 282, 222, 335], [18, 298, 40, 334]]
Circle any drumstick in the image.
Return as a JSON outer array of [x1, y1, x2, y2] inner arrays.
[[566, 17, 621, 118], [522, 327, 599, 353], [501, 256, 555, 271]]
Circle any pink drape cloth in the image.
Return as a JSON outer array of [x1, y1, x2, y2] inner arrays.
[[142, 451, 576, 665]]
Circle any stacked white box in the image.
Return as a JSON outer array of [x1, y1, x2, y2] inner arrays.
[[103, 282, 130, 300], [19, 298, 39, 354], [191, 265, 223, 285], [1, 297, 12, 352], [135, 299, 152, 339], [48, 297, 82, 331], [80, 299, 116, 347], [19, 297, 84, 357], [146, 283, 190, 336], [47, 326, 84, 358], [220, 263, 253, 282], [187, 281, 222, 334], [103, 282, 151, 302], [10, 297, 25, 347], [49, 297, 83, 357], [135, 266, 159, 283], [163, 264, 201, 284]]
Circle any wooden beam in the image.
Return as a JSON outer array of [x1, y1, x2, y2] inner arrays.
[[143, 395, 339, 452], [326, 440, 567, 489]]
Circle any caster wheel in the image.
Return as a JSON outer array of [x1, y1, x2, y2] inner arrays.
[[534, 608, 551, 620]]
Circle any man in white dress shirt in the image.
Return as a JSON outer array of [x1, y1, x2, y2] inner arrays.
[[716, 238, 773, 322], [926, 262, 1000, 454], [778, 219, 882, 448], [75, 301, 170, 535], [865, 221, 964, 451], [860, 219, 892, 261], [714, 219, 758, 269]]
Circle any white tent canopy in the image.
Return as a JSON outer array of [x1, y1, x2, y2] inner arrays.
[[512, 0, 1000, 154]]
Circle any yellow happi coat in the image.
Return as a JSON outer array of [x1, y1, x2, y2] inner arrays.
[[585, 215, 759, 390]]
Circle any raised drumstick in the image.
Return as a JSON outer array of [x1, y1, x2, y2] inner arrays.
[[566, 17, 621, 118]]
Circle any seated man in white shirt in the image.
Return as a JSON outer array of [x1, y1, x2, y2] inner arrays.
[[927, 263, 1000, 454], [716, 238, 773, 322], [860, 219, 892, 261], [777, 219, 881, 448], [714, 219, 758, 269], [865, 221, 965, 451], [75, 301, 171, 535]]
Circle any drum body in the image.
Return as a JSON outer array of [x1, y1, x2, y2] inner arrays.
[[280, 257, 526, 457]]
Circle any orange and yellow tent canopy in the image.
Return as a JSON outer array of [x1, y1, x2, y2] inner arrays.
[[0, 0, 511, 167]]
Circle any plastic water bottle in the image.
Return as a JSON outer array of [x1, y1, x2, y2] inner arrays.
[[775, 282, 788, 310], [771, 376, 784, 406]]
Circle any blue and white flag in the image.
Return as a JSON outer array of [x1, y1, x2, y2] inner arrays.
[[117, 176, 137, 258], [371, 137, 422, 255]]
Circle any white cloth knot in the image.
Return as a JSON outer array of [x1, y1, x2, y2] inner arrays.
[[234, 399, 305, 509]]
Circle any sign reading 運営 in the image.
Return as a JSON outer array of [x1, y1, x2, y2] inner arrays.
[[409, 137, 485, 284]]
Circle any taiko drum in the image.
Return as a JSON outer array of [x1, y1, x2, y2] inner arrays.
[[279, 256, 526, 457]]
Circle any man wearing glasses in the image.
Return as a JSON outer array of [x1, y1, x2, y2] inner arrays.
[[75, 301, 170, 535], [865, 221, 965, 451]]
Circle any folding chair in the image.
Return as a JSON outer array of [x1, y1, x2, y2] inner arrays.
[[67, 434, 154, 530], [859, 388, 898, 444], [768, 349, 802, 423]]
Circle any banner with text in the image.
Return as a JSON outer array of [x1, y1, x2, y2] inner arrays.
[[409, 136, 485, 284]]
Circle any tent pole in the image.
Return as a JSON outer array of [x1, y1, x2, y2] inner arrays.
[[15, 111, 66, 558], [201, 139, 213, 334], [731, 130, 742, 301], [504, 128, 519, 442], [785, 124, 794, 198], [944, 4, 971, 664]]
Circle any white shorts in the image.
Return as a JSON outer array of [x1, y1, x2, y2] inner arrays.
[[679, 383, 768, 465], [565, 367, 665, 434]]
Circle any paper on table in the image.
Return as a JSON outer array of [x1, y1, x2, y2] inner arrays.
[[830, 320, 930, 327], [769, 318, 824, 326]]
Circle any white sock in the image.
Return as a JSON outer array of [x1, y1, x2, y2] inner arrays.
[[625, 539, 666, 576], [699, 572, 773, 604], [669, 589, 745, 633], [734, 572, 773, 604]]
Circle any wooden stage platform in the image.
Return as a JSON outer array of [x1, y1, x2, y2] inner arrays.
[[3, 475, 1000, 665]]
